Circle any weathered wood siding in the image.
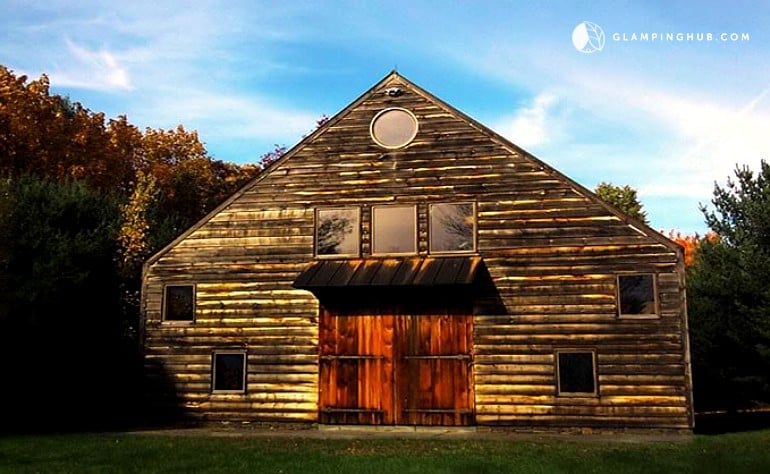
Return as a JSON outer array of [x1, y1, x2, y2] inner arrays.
[[143, 207, 319, 421], [142, 72, 693, 429]]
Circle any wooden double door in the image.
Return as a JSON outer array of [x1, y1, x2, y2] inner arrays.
[[319, 309, 474, 426]]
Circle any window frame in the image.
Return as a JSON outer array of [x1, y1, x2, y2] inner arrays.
[[314, 206, 361, 259], [371, 204, 418, 256], [555, 349, 598, 397], [616, 273, 659, 319], [369, 107, 419, 150], [162, 284, 196, 323], [428, 201, 477, 254], [211, 351, 247, 394]]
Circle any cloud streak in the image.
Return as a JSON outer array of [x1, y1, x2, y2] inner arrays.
[[48, 39, 133, 91], [133, 87, 319, 139]]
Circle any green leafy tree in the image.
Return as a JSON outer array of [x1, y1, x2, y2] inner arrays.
[[594, 182, 649, 224], [0, 176, 145, 429], [688, 160, 770, 411]]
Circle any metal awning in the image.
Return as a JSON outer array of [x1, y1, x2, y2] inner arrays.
[[292, 256, 482, 290]]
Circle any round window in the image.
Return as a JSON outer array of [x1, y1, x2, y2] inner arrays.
[[370, 108, 418, 149]]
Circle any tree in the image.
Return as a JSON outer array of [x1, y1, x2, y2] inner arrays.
[[687, 160, 770, 411], [1, 66, 256, 220], [0, 176, 145, 429], [258, 144, 287, 169], [0, 67, 132, 192], [666, 230, 718, 267], [594, 182, 648, 224]]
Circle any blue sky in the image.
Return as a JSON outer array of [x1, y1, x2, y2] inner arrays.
[[2, 1, 769, 234]]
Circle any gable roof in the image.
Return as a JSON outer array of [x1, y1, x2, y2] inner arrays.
[[145, 71, 682, 269]]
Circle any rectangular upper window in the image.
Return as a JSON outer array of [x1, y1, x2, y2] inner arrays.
[[316, 208, 360, 257], [617, 274, 657, 318], [372, 205, 417, 255], [212, 352, 246, 393], [556, 350, 597, 396], [429, 202, 476, 253], [163, 285, 195, 322]]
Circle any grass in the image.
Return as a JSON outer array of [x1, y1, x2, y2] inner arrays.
[[1, 429, 770, 473]]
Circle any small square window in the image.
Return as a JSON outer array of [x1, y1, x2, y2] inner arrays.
[[430, 202, 475, 253], [163, 285, 194, 322], [556, 351, 597, 396], [316, 208, 360, 257], [372, 205, 417, 255], [212, 352, 246, 393], [618, 274, 657, 317]]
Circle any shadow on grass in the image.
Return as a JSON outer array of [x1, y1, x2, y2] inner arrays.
[[0, 347, 183, 435], [695, 410, 770, 434]]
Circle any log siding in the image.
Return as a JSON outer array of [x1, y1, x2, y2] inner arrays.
[[142, 71, 693, 430]]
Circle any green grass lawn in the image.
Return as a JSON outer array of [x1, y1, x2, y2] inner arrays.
[[1, 429, 769, 474]]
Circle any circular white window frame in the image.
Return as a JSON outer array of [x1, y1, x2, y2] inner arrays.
[[369, 107, 419, 149]]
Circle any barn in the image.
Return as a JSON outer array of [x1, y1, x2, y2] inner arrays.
[[141, 71, 694, 431]]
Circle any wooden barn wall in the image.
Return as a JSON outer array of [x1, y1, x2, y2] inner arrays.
[[142, 75, 692, 429]]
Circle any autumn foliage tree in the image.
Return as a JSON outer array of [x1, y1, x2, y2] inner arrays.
[[666, 230, 718, 267], [1, 65, 259, 252], [0, 65, 263, 429]]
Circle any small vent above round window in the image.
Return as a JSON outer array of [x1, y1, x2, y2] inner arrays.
[[370, 108, 418, 149]]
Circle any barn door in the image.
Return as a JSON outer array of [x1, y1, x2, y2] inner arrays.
[[319, 308, 474, 426], [318, 312, 395, 424], [397, 313, 474, 426]]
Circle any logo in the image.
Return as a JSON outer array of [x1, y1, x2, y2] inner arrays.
[[572, 21, 605, 53]]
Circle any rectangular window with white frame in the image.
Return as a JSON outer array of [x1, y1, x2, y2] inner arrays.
[[371, 204, 417, 255], [212, 351, 247, 393], [617, 274, 658, 318]]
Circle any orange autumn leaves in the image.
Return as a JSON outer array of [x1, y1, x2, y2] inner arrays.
[[666, 230, 719, 267], [1, 66, 262, 272]]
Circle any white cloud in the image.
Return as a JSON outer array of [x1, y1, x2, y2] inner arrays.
[[496, 93, 561, 148], [619, 84, 770, 200], [48, 39, 133, 91], [485, 58, 770, 202]]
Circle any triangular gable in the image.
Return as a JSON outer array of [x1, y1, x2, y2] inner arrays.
[[145, 71, 682, 270]]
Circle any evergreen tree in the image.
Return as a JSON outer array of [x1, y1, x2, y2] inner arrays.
[[688, 161, 770, 411]]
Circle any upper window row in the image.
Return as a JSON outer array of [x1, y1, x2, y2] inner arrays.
[[316, 203, 476, 258]]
